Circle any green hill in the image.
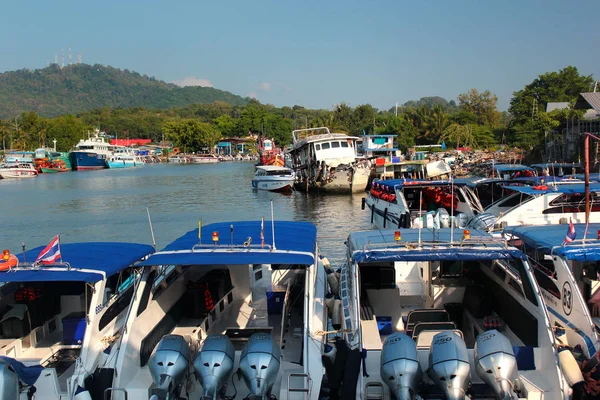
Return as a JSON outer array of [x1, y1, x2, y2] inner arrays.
[[0, 64, 249, 118]]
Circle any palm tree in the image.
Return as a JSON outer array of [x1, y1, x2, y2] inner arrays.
[[441, 123, 478, 149], [430, 105, 450, 142]]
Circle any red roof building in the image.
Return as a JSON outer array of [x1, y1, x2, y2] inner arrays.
[[110, 139, 152, 146]]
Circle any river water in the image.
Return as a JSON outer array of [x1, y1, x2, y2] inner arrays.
[[0, 162, 372, 265]]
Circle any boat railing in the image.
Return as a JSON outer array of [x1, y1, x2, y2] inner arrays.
[[292, 127, 331, 144], [359, 236, 509, 252], [191, 241, 273, 252]]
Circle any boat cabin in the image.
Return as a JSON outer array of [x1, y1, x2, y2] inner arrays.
[[504, 224, 600, 359], [490, 164, 537, 180], [0, 243, 154, 399], [337, 229, 569, 399], [473, 183, 600, 233], [109, 221, 326, 400], [531, 163, 583, 177]]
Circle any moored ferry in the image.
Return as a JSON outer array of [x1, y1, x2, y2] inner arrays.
[[69, 130, 113, 171], [289, 127, 370, 194]]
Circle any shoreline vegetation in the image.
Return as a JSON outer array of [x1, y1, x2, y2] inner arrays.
[[0, 65, 594, 163]]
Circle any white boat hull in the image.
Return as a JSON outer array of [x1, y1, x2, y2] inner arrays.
[[252, 177, 295, 192], [0, 166, 38, 179]]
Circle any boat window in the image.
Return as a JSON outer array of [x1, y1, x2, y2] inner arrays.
[[533, 268, 560, 299], [315, 144, 321, 150], [331, 142, 340, 148], [341, 142, 349, 148], [98, 283, 136, 331], [492, 265, 507, 281], [493, 192, 532, 209], [321, 143, 331, 150], [507, 277, 524, 297], [543, 192, 600, 214], [440, 260, 463, 279], [266, 170, 292, 176], [137, 270, 157, 316], [358, 263, 395, 288]]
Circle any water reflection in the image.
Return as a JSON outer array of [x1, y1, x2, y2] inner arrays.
[[0, 162, 372, 264]]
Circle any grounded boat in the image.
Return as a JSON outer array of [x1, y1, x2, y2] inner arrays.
[[257, 137, 285, 167], [470, 183, 600, 233], [0, 242, 154, 399], [106, 147, 145, 168], [289, 127, 370, 193], [68, 129, 113, 171], [190, 153, 220, 164], [0, 163, 38, 179], [337, 228, 574, 398], [251, 165, 295, 192], [99, 220, 325, 400], [503, 224, 600, 358], [364, 179, 484, 229]]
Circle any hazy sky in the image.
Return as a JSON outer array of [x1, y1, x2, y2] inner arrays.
[[1, 0, 598, 111]]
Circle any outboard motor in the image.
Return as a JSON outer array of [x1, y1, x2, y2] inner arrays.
[[0, 359, 19, 400], [239, 333, 281, 400], [148, 335, 191, 400], [193, 335, 235, 400], [428, 331, 470, 400], [475, 330, 518, 400], [380, 333, 422, 400]]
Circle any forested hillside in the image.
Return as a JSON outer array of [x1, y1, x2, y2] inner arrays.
[[0, 64, 249, 118]]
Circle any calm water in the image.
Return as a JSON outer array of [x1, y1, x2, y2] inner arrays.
[[0, 162, 371, 265]]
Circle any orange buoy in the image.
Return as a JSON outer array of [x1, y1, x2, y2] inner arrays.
[[0, 249, 18, 271]]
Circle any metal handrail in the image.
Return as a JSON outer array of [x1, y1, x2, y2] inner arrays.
[[104, 387, 128, 400]]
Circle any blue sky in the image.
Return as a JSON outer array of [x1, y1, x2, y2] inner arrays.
[[1, 0, 598, 111]]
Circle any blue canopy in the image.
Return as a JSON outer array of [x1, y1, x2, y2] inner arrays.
[[494, 164, 535, 172], [138, 221, 317, 267], [347, 229, 524, 264], [503, 183, 600, 195], [2, 243, 155, 283], [372, 179, 454, 190], [531, 163, 582, 169], [504, 224, 600, 262]]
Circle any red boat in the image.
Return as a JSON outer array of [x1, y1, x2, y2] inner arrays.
[[257, 138, 285, 167]]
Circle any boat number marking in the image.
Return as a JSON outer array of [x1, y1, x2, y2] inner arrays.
[[562, 281, 573, 315]]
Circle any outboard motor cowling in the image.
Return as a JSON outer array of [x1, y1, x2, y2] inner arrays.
[[239, 333, 281, 400], [148, 335, 191, 399], [475, 330, 518, 400], [428, 332, 470, 400], [193, 335, 235, 400], [380, 333, 422, 400], [0, 359, 19, 400]]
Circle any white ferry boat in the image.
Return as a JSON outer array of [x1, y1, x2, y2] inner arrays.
[[0, 163, 38, 179], [69, 130, 113, 171], [289, 127, 370, 193]]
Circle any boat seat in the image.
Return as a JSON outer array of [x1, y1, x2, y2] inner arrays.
[[411, 322, 457, 340], [405, 309, 449, 337], [360, 288, 374, 321]]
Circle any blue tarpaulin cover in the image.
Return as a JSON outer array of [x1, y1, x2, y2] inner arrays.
[[2, 243, 155, 283], [347, 228, 524, 263], [503, 183, 600, 195], [0, 356, 44, 385], [504, 224, 600, 262], [138, 221, 317, 266], [494, 164, 535, 173]]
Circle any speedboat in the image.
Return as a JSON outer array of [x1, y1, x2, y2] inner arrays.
[[102, 220, 327, 400], [364, 179, 484, 229], [251, 166, 295, 192], [334, 228, 574, 398], [289, 127, 370, 193], [503, 224, 600, 359], [0, 163, 38, 179], [0, 242, 154, 399], [470, 183, 600, 233]]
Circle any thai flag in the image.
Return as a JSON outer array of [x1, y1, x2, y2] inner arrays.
[[35, 235, 61, 265], [565, 219, 576, 244]]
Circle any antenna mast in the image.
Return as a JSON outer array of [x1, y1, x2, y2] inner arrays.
[[77, 53, 82, 64], [54, 52, 58, 65]]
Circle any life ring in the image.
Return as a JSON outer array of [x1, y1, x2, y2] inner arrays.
[[0, 250, 18, 271], [533, 185, 549, 191]]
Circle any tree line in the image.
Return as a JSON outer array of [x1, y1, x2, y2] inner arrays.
[[0, 66, 594, 159]]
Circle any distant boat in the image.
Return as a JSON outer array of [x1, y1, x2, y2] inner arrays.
[[0, 163, 38, 179], [190, 154, 220, 164], [3, 151, 35, 164], [106, 147, 145, 168], [69, 129, 112, 170], [40, 160, 69, 173], [289, 127, 371, 193], [167, 155, 189, 163], [251, 165, 295, 192], [257, 138, 285, 167]]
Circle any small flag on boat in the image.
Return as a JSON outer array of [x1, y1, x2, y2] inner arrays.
[[35, 235, 61, 265], [565, 219, 576, 244], [260, 217, 265, 247]]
